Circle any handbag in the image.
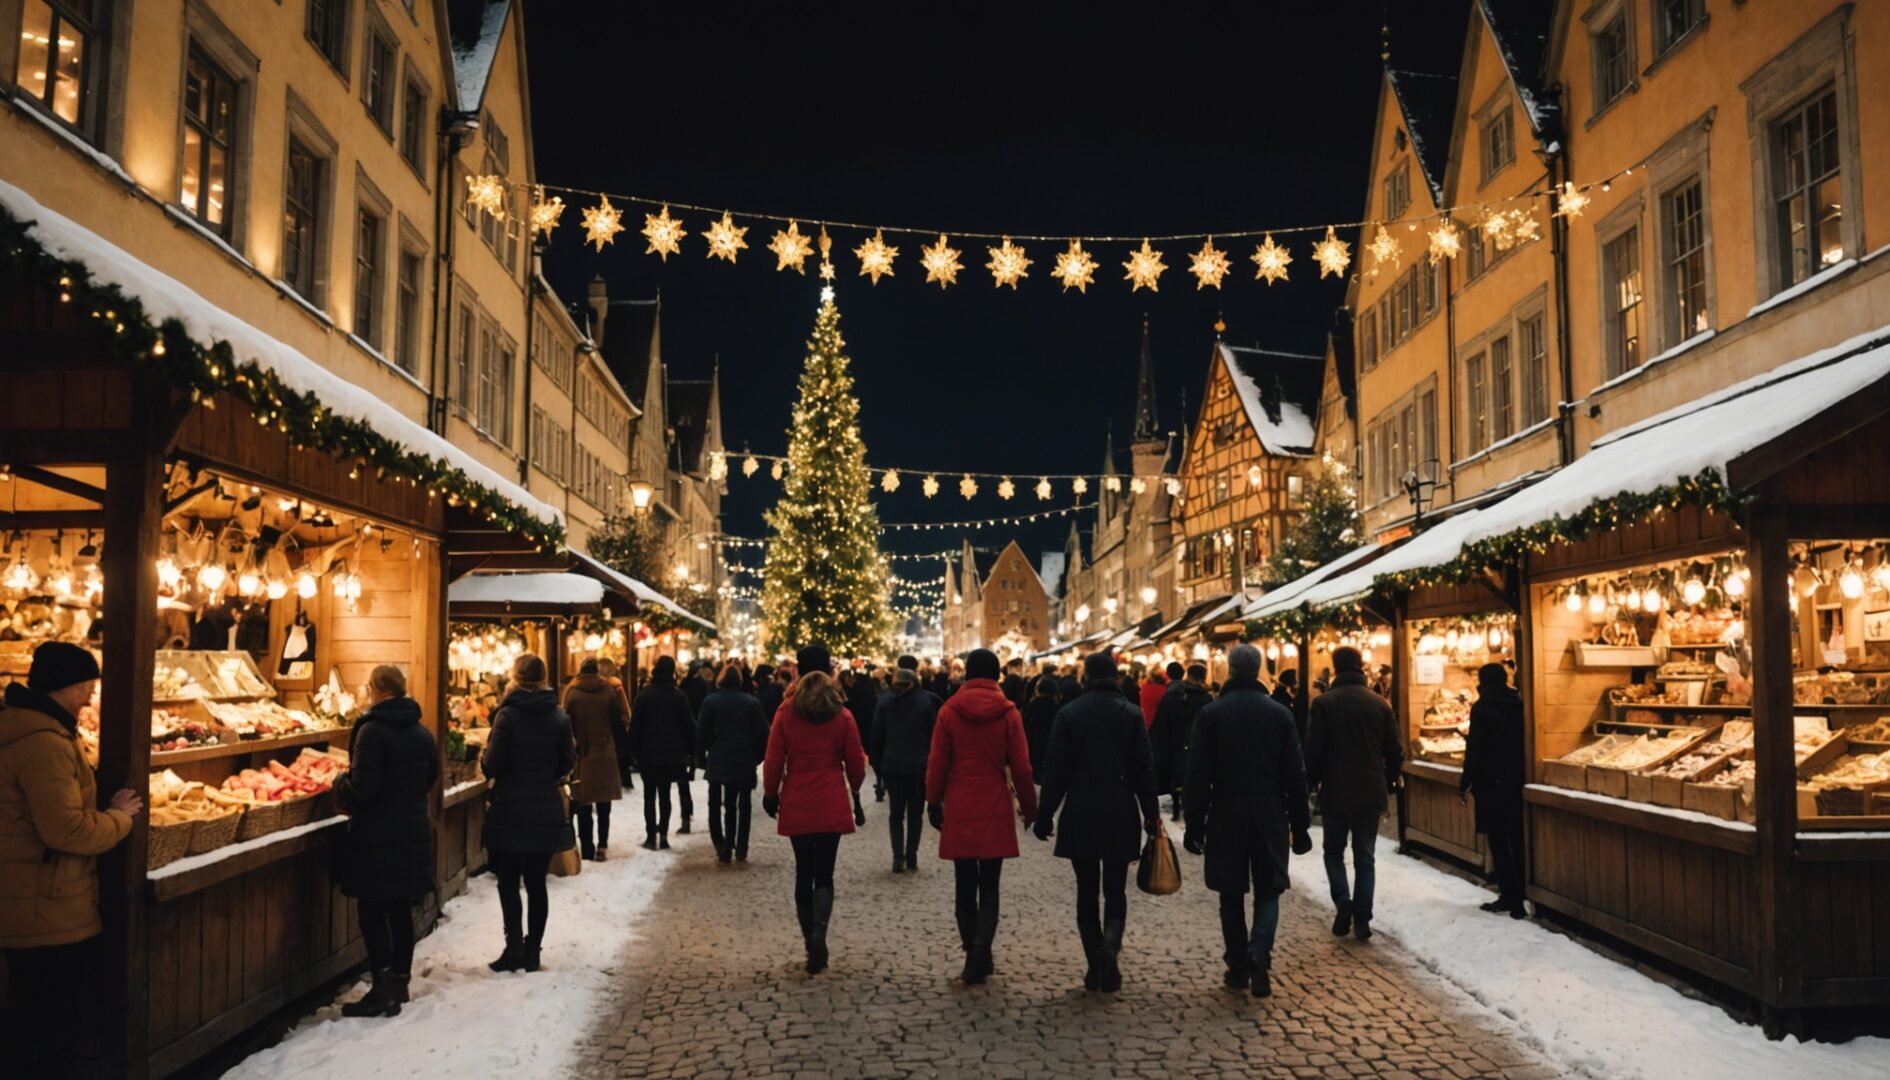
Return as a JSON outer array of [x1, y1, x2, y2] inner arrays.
[[550, 847, 582, 878], [1136, 822, 1182, 896]]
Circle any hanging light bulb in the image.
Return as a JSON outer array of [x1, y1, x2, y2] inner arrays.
[[1565, 588, 1583, 612], [1445, 627, 1461, 650], [1283, 642, 1299, 658], [1840, 557, 1866, 600], [44, 568, 73, 598], [266, 579, 289, 601], [1725, 570, 1747, 598], [345, 574, 363, 601], [197, 561, 227, 592], [1682, 576, 1706, 606], [297, 570, 319, 599], [83, 564, 103, 598], [1587, 591, 1606, 616], [156, 556, 182, 590], [1265, 643, 1280, 661], [1643, 589, 1663, 614], [1488, 625, 1505, 649]]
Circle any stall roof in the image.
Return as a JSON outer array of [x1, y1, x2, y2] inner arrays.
[[449, 572, 605, 609], [0, 178, 563, 531], [566, 546, 716, 631], [1148, 594, 1236, 645], [1298, 509, 1498, 612], [1242, 543, 1387, 621]]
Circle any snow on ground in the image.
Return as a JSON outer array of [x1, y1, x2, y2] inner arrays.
[[1304, 825, 1890, 1080], [223, 806, 679, 1079]]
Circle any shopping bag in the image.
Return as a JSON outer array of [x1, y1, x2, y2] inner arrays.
[[550, 847, 582, 878], [1136, 822, 1183, 895]]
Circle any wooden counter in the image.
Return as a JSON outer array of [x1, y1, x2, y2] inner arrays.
[[1400, 759, 1490, 871]]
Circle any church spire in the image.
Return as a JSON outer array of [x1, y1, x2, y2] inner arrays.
[[1133, 315, 1159, 442]]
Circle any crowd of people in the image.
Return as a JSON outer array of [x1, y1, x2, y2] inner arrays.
[[0, 632, 1531, 1072]]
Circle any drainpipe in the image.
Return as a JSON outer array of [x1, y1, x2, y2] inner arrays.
[[1442, 252, 1459, 508], [1549, 142, 1576, 467], [520, 243, 543, 486], [431, 110, 479, 434]]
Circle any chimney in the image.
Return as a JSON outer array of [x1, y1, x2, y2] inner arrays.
[[587, 274, 609, 350]]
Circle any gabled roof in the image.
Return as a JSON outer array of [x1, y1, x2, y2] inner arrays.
[[1385, 68, 1460, 206], [1219, 343, 1324, 458], [604, 297, 659, 409], [1478, 0, 1557, 135], [446, 0, 511, 113], [667, 378, 713, 474], [1328, 316, 1357, 423]]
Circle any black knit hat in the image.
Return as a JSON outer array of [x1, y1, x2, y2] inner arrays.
[[797, 643, 833, 676], [28, 641, 100, 693], [1083, 650, 1118, 682], [897, 654, 919, 671], [966, 649, 1001, 681]]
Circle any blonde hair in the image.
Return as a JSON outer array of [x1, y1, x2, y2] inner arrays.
[[596, 656, 618, 678], [368, 664, 407, 698], [512, 653, 548, 688]]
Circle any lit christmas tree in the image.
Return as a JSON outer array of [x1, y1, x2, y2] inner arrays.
[[761, 289, 893, 657], [1262, 456, 1362, 589]]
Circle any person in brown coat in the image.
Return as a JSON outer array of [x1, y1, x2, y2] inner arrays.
[[565, 658, 628, 861], [1, 642, 142, 1077]]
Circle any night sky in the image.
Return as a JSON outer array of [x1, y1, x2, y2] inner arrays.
[[528, 3, 1468, 566]]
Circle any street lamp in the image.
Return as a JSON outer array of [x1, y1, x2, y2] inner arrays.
[[1103, 596, 1119, 615], [629, 480, 654, 515], [1138, 585, 1158, 607]]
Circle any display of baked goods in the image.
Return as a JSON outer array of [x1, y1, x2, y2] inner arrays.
[[1596, 729, 1704, 770], [1657, 659, 1717, 679], [206, 654, 272, 698], [1700, 758, 1756, 788], [1667, 610, 1739, 646], [202, 699, 324, 738], [1805, 751, 1890, 789], [1555, 734, 1632, 765], [1642, 742, 1739, 779], [151, 707, 220, 752], [1793, 716, 1835, 763], [218, 749, 342, 801], [1418, 733, 1467, 758], [1719, 720, 1754, 747], [1422, 688, 1474, 729], [1847, 717, 1890, 743], [154, 664, 204, 700]]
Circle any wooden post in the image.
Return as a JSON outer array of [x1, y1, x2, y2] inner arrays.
[[1392, 593, 1410, 854], [1514, 559, 1539, 896], [1745, 496, 1801, 1035], [1294, 633, 1311, 732]]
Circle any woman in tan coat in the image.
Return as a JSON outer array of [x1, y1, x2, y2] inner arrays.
[[564, 657, 628, 860]]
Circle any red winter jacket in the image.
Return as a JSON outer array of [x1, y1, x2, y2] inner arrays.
[[763, 699, 866, 837], [925, 679, 1038, 860], [1138, 675, 1167, 729]]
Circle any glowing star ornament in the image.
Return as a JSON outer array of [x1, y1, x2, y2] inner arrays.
[[1050, 240, 1097, 293], [922, 475, 941, 498], [641, 205, 687, 260], [854, 229, 899, 284], [1104, 476, 1122, 493], [704, 212, 749, 263], [466, 175, 508, 220], [1553, 180, 1591, 220], [709, 451, 728, 481], [986, 237, 1032, 289], [1123, 239, 1167, 292], [1072, 477, 1089, 496], [959, 475, 979, 499], [1367, 224, 1401, 277], [920, 234, 963, 287], [880, 469, 901, 493], [1249, 233, 1291, 285], [742, 454, 759, 478], [529, 194, 566, 239], [1427, 219, 1463, 265], [768, 220, 815, 273], [1035, 477, 1053, 500], [1305, 226, 1350, 280], [1188, 237, 1231, 289], [997, 477, 1016, 500], [581, 196, 626, 252], [1164, 477, 1182, 496], [1129, 477, 1148, 495], [770, 460, 784, 481]]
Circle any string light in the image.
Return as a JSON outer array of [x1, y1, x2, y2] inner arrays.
[[466, 174, 508, 219], [1367, 224, 1400, 277], [529, 192, 565, 238], [581, 195, 624, 251], [704, 211, 749, 262], [854, 228, 898, 284], [1312, 226, 1351, 278], [641, 204, 686, 260], [1188, 237, 1230, 289]]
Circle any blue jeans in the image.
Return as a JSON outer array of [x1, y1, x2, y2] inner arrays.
[[1219, 887, 1281, 971], [1322, 813, 1379, 922]]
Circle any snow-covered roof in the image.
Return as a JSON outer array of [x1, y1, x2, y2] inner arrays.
[[1298, 509, 1498, 612], [448, 0, 511, 112], [0, 178, 562, 530], [1386, 68, 1459, 206], [1243, 543, 1386, 621], [450, 572, 605, 608], [1479, 0, 1558, 135], [567, 546, 716, 631], [1219, 343, 1320, 457]]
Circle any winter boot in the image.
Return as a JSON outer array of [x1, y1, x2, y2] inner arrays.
[[956, 899, 980, 983], [1332, 899, 1354, 937], [1250, 961, 1272, 999], [969, 907, 1000, 984], [1098, 919, 1125, 994], [642, 832, 657, 851], [341, 969, 400, 1017], [806, 887, 833, 974], [488, 936, 524, 973], [893, 854, 905, 874], [1353, 919, 1373, 942], [595, 845, 609, 862], [1223, 960, 1250, 991], [518, 935, 542, 973], [387, 972, 411, 1005], [659, 831, 670, 850], [678, 817, 692, 835], [1078, 922, 1105, 991]]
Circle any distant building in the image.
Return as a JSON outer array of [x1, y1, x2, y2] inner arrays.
[[942, 540, 1051, 656]]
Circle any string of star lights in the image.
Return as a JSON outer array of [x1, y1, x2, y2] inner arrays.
[[713, 449, 1185, 502], [878, 502, 1094, 532], [469, 153, 1657, 294]]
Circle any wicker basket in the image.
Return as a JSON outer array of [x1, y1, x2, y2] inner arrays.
[[276, 792, 318, 829], [186, 805, 243, 855], [147, 818, 194, 869], [230, 796, 293, 841]]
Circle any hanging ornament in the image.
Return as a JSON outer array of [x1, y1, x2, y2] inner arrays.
[[922, 475, 941, 498], [1508, 208, 1541, 247], [1312, 226, 1351, 279], [881, 469, 901, 493], [768, 220, 815, 273], [581, 195, 625, 251], [1480, 207, 1512, 251], [1188, 237, 1231, 290], [1249, 233, 1292, 285], [1104, 476, 1122, 493], [704, 211, 749, 263], [1164, 477, 1182, 496], [641, 204, 687, 260], [1553, 180, 1591, 220], [997, 477, 1016, 500], [959, 475, 979, 500], [1050, 239, 1097, 293], [742, 453, 759, 478], [1123, 239, 1167, 292], [854, 228, 899, 284], [1129, 476, 1148, 494], [986, 237, 1032, 289], [709, 450, 728, 481], [770, 459, 784, 481], [1427, 219, 1463, 264], [529, 192, 565, 238], [466, 174, 508, 219], [1367, 223, 1401, 277], [1035, 477, 1053, 500], [1072, 477, 1089, 495], [920, 234, 964, 287]]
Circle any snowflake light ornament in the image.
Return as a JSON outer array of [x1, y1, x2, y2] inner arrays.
[[920, 234, 963, 287], [1427, 219, 1463, 264], [709, 451, 728, 481], [986, 237, 1032, 289], [854, 229, 899, 284], [1123, 239, 1167, 292], [1366, 224, 1401, 277], [1050, 240, 1097, 293], [1249, 233, 1291, 285], [770, 460, 784, 481], [769, 220, 815, 273], [1188, 237, 1231, 289], [1552, 180, 1590, 220], [529, 193, 565, 239], [922, 475, 941, 498], [1072, 477, 1089, 496], [582, 196, 625, 251], [742, 454, 759, 478], [959, 475, 979, 500], [641, 205, 687, 260], [880, 469, 901, 493], [1312, 226, 1351, 279], [466, 175, 508, 219], [1035, 477, 1053, 500], [997, 477, 1016, 500], [705, 212, 749, 263], [1129, 477, 1147, 494], [1104, 476, 1122, 493]]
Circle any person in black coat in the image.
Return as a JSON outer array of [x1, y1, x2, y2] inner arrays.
[[629, 655, 697, 849], [1303, 646, 1402, 941], [1001, 658, 1028, 710], [1271, 668, 1300, 733], [698, 662, 771, 864], [758, 666, 789, 720], [677, 662, 713, 831], [1183, 645, 1312, 998], [481, 653, 576, 974], [1021, 676, 1060, 786], [1461, 662, 1527, 918], [845, 669, 884, 802], [871, 656, 940, 872], [1032, 651, 1160, 994], [1152, 664, 1212, 821], [336, 664, 437, 1017]]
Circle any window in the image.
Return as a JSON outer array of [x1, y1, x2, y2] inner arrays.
[[400, 77, 426, 171], [17, 0, 100, 132], [394, 249, 421, 374], [1286, 474, 1305, 509], [453, 303, 475, 412], [1358, 307, 1378, 371], [1466, 229, 1487, 279], [1366, 384, 1436, 504], [283, 140, 322, 299], [307, 0, 348, 72], [1654, 0, 1704, 55], [1775, 90, 1844, 288], [1465, 352, 1488, 453], [1603, 228, 1644, 377], [1383, 162, 1410, 220], [1594, 14, 1633, 111], [530, 406, 569, 481], [1421, 259, 1439, 315], [1664, 180, 1709, 341], [465, 114, 518, 270], [363, 27, 395, 133], [1490, 335, 1514, 443], [1520, 314, 1549, 427], [1482, 108, 1514, 181], [352, 206, 383, 344], [473, 331, 515, 445], [181, 47, 236, 235]]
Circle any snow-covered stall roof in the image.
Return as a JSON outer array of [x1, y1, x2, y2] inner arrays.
[[567, 547, 716, 631], [1219, 343, 1321, 457], [1458, 325, 1890, 555], [448, 0, 512, 112], [1243, 542, 1387, 621], [1297, 509, 1498, 612], [0, 177, 562, 531], [449, 572, 605, 608]]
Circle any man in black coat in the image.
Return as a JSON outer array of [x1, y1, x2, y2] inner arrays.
[[1461, 662, 1527, 917], [1000, 658, 1028, 710], [1151, 663, 1210, 821], [845, 668, 885, 802], [1183, 644, 1311, 998], [1032, 651, 1160, 994], [698, 665, 772, 864], [1271, 668, 1300, 733], [872, 656, 940, 873], [628, 655, 698, 849], [1303, 646, 1402, 941], [758, 666, 789, 720], [481, 654, 576, 973]]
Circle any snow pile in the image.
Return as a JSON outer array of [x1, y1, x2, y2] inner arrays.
[[1301, 827, 1889, 1079], [224, 841, 673, 1079], [1220, 342, 1318, 456]]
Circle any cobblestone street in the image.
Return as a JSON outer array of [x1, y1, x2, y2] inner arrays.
[[582, 792, 1563, 1079]]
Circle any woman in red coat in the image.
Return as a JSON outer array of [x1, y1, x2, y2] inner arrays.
[[762, 645, 866, 974], [925, 649, 1037, 985]]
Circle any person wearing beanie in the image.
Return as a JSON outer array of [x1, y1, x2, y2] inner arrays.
[[1182, 644, 1312, 998], [628, 654, 697, 850], [797, 643, 834, 677], [2, 642, 141, 1076], [481, 654, 577, 974], [1303, 645, 1401, 942], [924, 648, 1037, 985], [1461, 663, 1527, 917], [1031, 650, 1160, 994], [872, 656, 940, 873]]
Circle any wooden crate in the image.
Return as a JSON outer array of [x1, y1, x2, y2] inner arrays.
[[1587, 765, 1633, 798], [1682, 781, 1741, 821], [1795, 732, 1851, 779], [1540, 759, 1587, 791]]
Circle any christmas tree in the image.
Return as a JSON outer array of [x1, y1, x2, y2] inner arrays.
[[760, 290, 892, 657], [1262, 455, 1362, 588]]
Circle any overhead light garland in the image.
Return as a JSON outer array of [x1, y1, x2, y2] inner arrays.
[[1188, 237, 1230, 290], [641, 204, 687, 260], [854, 228, 898, 284], [581, 195, 624, 251], [529, 191, 566, 238], [1250, 233, 1291, 285], [1312, 226, 1351, 279], [704, 211, 749, 263]]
